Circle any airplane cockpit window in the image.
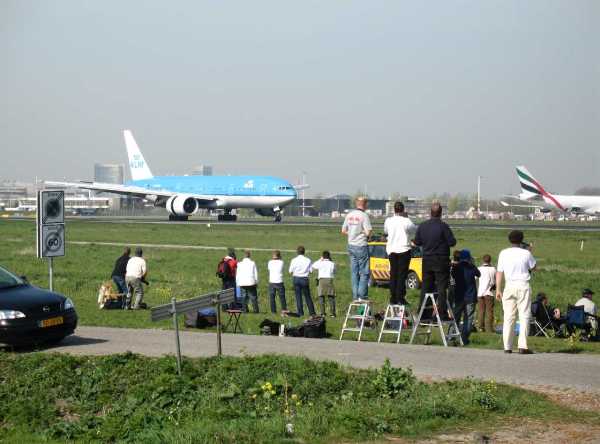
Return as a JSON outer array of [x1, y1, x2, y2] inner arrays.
[[277, 186, 293, 191]]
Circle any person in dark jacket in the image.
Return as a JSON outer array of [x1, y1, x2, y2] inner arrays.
[[451, 249, 481, 345], [414, 203, 457, 321], [111, 247, 131, 296]]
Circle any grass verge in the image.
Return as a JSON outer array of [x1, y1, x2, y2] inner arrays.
[[0, 353, 598, 443]]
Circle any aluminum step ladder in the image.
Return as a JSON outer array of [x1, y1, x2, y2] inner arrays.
[[409, 292, 463, 347], [377, 304, 414, 343], [339, 299, 376, 341]]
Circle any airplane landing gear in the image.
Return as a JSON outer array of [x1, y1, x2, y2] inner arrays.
[[274, 212, 282, 223], [169, 214, 189, 221], [218, 209, 238, 222]]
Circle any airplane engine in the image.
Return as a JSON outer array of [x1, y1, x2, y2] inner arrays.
[[255, 208, 276, 217], [166, 195, 199, 216]]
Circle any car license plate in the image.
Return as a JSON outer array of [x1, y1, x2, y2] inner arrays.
[[39, 316, 64, 328]]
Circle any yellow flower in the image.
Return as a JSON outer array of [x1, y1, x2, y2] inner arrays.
[[270, 390, 276, 395], [291, 394, 298, 400], [252, 394, 257, 399]]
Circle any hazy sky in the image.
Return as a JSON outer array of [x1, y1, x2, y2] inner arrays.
[[1, 1, 598, 198]]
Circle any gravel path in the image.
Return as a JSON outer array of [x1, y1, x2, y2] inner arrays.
[[43, 326, 600, 392]]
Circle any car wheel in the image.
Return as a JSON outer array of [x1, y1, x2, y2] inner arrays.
[[406, 271, 420, 289]]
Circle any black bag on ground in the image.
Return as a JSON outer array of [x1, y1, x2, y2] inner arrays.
[[303, 316, 326, 338], [259, 319, 281, 335], [286, 325, 305, 337]]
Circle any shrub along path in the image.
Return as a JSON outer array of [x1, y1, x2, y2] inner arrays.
[[43, 326, 600, 392]]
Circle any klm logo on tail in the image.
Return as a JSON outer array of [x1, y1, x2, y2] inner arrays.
[[130, 154, 145, 170]]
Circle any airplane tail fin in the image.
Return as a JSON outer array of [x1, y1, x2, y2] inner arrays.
[[124, 130, 153, 181], [516, 165, 545, 198]]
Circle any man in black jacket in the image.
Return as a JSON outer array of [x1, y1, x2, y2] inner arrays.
[[414, 203, 456, 321], [111, 247, 131, 296]]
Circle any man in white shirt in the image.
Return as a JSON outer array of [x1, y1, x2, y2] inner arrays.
[[477, 254, 496, 333], [289, 245, 316, 316], [267, 250, 287, 314], [125, 247, 147, 310], [384, 201, 416, 305], [236, 250, 259, 313], [311, 250, 337, 317], [496, 231, 537, 354], [342, 197, 373, 300], [575, 289, 597, 332]]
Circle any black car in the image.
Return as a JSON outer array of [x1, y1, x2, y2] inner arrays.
[[0, 265, 78, 346]]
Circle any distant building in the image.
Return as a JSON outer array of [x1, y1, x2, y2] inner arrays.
[[191, 165, 213, 176], [94, 163, 124, 184], [94, 164, 124, 210]]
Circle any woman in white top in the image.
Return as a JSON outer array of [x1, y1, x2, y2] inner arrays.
[[311, 250, 337, 317], [267, 250, 287, 313], [384, 201, 416, 305], [236, 250, 259, 313]]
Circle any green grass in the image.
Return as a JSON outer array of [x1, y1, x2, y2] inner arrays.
[[0, 352, 596, 443], [1, 219, 600, 352]]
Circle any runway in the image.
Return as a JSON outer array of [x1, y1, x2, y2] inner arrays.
[[5, 215, 600, 231]]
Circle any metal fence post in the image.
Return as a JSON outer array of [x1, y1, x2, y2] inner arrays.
[[216, 293, 222, 357], [171, 297, 182, 375]]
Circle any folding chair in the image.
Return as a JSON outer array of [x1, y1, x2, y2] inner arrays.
[[566, 305, 590, 338], [530, 301, 554, 338]]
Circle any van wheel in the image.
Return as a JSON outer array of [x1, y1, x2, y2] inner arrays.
[[406, 271, 420, 289]]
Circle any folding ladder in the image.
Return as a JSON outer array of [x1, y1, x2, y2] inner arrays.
[[377, 304, 414, 343], [339, 299, 376, 341], [409, 293, 463, 347]]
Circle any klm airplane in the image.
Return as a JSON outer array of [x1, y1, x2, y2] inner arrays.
[[46, 130, 298, 222]]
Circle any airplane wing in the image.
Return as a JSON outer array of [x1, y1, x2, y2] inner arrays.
[[44, 181, 218, 205], [500, 201, 544, 209]]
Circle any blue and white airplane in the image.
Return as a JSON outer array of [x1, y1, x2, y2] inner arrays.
[[46, 130, 298, 221]]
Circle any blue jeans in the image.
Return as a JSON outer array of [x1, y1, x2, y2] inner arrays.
[[240, 286, 259, 313], [112, 275, 127, 295], [348, 245, 370, 300], [268, 283, 287, 313], [454, 301, 476, 345], [293, 277, 316, 316]]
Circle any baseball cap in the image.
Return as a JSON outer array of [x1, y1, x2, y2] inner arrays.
[[582, 288, 594, 296]]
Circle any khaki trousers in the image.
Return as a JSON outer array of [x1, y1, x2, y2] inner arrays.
[[502, 282, 531, 350]]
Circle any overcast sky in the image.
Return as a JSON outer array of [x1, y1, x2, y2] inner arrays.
[[1, 1, 598, 198]]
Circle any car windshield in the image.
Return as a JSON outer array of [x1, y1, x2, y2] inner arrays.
[[0, 266, 24, 289]]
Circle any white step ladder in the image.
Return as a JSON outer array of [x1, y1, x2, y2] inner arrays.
[[339, 299, 377, 341], [378, 304, 414, 343], [409, 293, 463, 347]]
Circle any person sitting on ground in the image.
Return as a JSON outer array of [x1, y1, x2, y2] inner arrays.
[[477, 254, 496, 333], [111, 247, 131, 297], [125, 247, 148, 310], [531, 292, 565, 335], [575, 288, 598, 333], [451, 249, 480, 345], [236, 250, 259, 313], [267, 250, 287, 314], [496, 230, 537, 354], [289, 245, 316, 317], [311, 250, 337, 317]]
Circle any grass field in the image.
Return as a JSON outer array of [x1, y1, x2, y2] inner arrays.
[[1, 219, 600, 353], [1, 352, 598, 443]]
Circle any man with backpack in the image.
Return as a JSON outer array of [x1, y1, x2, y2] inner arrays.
[[216, 248, 238, 308]]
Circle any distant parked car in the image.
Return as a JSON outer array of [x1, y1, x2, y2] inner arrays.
[[0, 265, 77, 346]]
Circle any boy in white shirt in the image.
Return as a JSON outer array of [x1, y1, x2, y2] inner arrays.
[[267, 250, 287, 314], [311, 250, 336, 317], [289, 245, 316, 317], [477, 254, 496, 333], [236, 250, 259, 313]]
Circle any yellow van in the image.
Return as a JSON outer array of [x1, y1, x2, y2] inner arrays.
[[368, 240, 423, 289]]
